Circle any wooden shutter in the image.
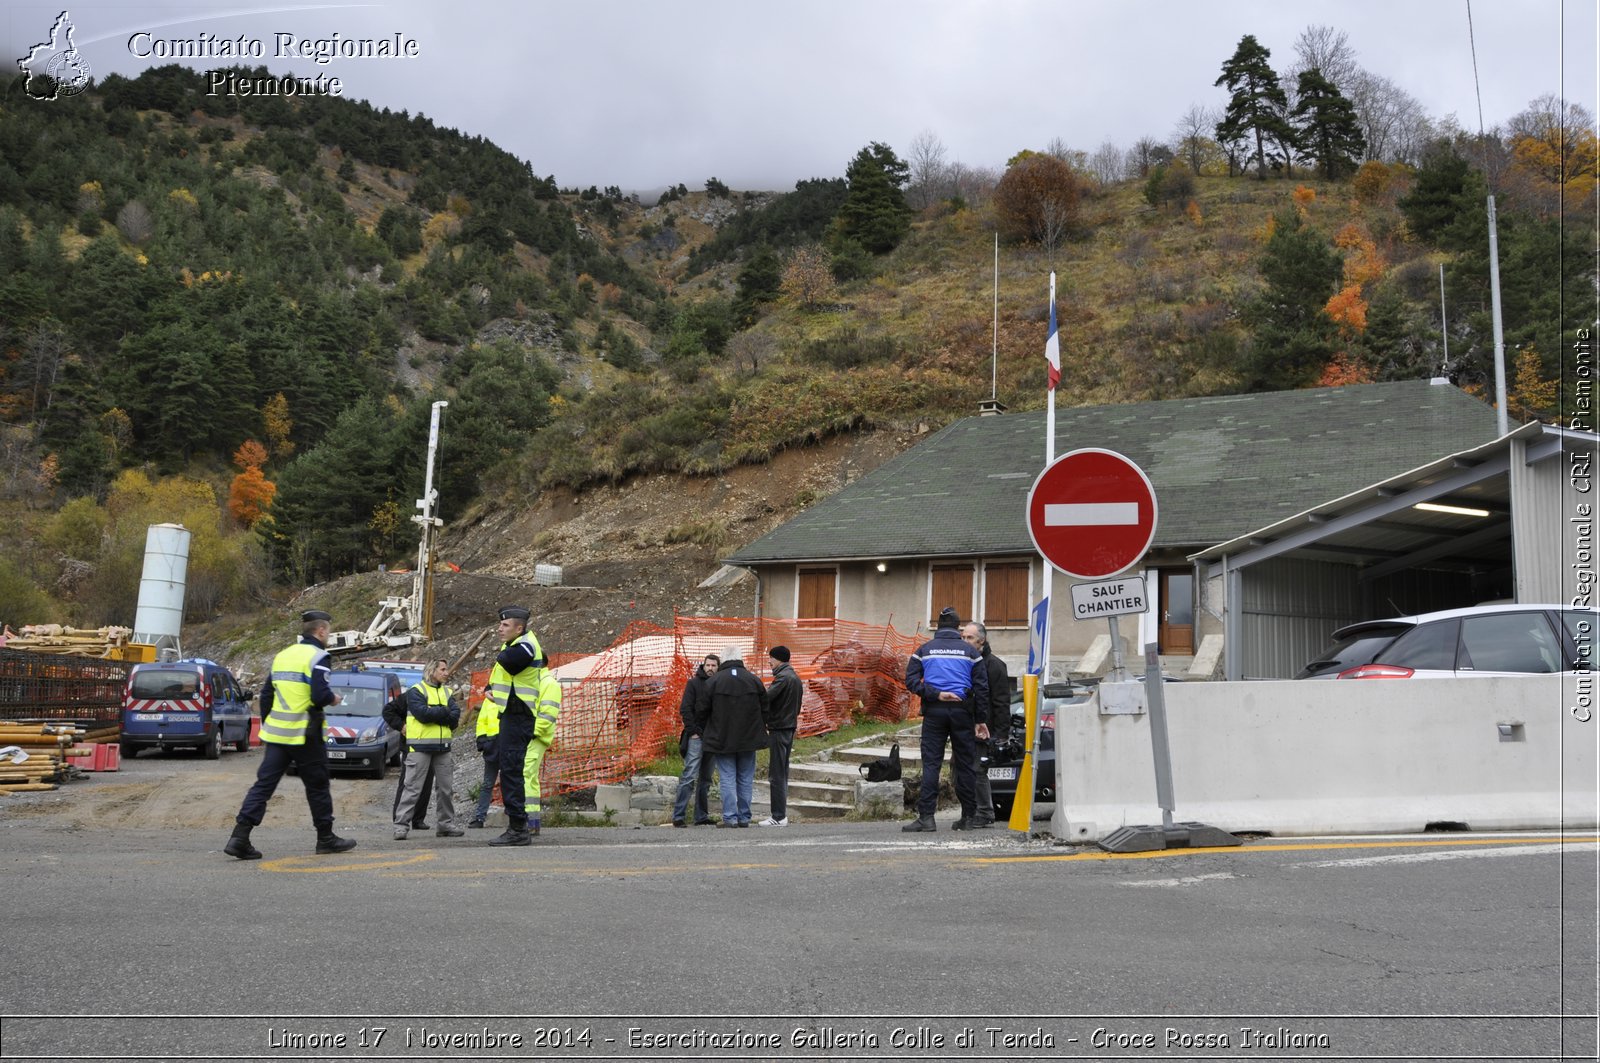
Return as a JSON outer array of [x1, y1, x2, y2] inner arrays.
[[930, 564, 974, 625], [797, 569, 836, 619], [983, 562, 1030, 626]]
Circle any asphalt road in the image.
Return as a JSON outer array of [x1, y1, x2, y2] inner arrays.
[[2, 775, 1596, 1063]]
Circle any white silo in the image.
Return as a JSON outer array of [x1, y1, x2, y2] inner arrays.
[[133, 523, 191, 657]]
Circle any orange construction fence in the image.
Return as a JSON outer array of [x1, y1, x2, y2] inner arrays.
[[468, 616, 921, 794]]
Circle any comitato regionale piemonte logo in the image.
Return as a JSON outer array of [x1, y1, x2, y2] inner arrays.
[[17, 10, 92, 100]]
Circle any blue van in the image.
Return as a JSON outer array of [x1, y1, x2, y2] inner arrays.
[[323, 669, 406, 778], [120, 659, 253, 760]]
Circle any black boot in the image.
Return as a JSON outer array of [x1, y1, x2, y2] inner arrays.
[[315, 829, 357, 854], [224, 822, 261, 860], [489, 823, 532, 846], [900, 814, 937, 833]]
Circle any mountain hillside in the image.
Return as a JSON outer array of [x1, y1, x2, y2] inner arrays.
[[0, 65, 1589, 656]]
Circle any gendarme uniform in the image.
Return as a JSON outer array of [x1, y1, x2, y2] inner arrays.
[[392, 674, 463, 839], [485, 607, 548, 845], [224, 610, 356, 860]]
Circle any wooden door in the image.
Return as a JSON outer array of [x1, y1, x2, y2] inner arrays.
[[1158, 569, 1195, 655], [797, 569, 836, 620]]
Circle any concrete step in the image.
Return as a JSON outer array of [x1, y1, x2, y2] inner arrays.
[[744, 791, 852, 821], [756, 776, 855, 807], [831, 742, 944, 768], [789, 760, 873, 787]]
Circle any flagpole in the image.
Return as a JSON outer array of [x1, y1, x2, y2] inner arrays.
[[1046, 272, 1057, 464], [991, 233, 999, 401]]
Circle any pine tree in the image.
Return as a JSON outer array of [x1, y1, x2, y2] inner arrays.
[[831, 142, 912, 254], [1214, 35, 1294, 180], [1246, 210, 1343, 388], [1292, 69, 1366, 180]]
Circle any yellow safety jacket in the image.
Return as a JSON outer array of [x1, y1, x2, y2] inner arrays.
[[260, 642, 323, 746], [530, 671, 562, 748], [404, 680, 454, 750], [484, 631, 546, 722]]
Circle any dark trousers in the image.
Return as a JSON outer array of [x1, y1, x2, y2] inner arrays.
[[392, 757, 434, 827], [917, 702, 977, 818], [497, 712, 533, 828], [767, 729, 795, 819], [236, 733, 335, 831]]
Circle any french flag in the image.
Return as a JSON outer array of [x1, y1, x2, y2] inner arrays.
[[1045, 271, 1060, 391]]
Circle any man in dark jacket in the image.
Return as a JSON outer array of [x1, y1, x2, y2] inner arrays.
[[383, 681, 433, 831], [902, 606, 989, 833], [962, 622, 1011, 827], [392, 659, 464, 839], [759, 645, 802, 827], [671, 654, 719, 827], [694, 646, 768, 827]]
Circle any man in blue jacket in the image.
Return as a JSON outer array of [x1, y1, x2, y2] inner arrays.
[[901, 606, 988, 832]]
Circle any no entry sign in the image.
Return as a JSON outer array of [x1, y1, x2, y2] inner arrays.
[[1026, 448, 1158, 580]]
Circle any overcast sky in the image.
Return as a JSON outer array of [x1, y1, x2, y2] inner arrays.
[[6, 1, 1596, 191]]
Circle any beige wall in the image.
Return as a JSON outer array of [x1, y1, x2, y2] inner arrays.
[[751, 549, 1218, 676]]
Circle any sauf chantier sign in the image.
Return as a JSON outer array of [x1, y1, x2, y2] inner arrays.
[[1026, 448, 1158, 617]]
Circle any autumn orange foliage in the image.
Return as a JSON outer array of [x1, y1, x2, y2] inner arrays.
[[227, 440, 275, 527], [1318, 352, 1376, 387], [1323, 284, 1368, 336]]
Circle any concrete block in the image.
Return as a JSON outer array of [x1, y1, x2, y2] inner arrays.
[[593, 784, 631, 816], [1187, 635, 1225, 680], [1074, 634, 1110, 676], [855, 779, 905, 817]]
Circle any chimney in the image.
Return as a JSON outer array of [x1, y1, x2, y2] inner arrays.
[[978, 398, 1007, 417]]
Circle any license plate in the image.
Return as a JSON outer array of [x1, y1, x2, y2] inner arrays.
[[988, 766, 1018, 781], [327, 751, 346, 759], [135, 713, 164, 721]]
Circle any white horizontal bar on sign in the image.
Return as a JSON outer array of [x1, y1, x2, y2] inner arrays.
[[1043, 502, 1139, 527]]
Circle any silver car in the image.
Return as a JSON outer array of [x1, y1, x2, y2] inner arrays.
[[1297, 604, 1594, 680]]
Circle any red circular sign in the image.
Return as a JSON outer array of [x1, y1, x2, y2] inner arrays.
[[1026, 448, 1158, 579]]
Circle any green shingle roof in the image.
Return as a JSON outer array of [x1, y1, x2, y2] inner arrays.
[[726, 381, 1500, 564]]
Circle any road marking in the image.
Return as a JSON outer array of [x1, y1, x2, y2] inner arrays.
[[1044, 502, 1138, 526], [1294, 841, 1597, 869], [1122, 872, 1238, 887], [973, 834, 1600, 864], [260, 852, 436, 873]]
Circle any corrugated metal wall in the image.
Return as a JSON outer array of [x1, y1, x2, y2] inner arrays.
[[1511, 438, 1574, 603], [1236, 557, 1366, 679]]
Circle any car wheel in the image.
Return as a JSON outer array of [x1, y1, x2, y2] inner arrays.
[[370, 755, 388, 780], [204, 728, 221, 760], [234, 729, 250, 754], [991, 795, 1013, 820], [119, 741, 137, 760]]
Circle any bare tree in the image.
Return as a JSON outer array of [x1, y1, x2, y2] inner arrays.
[[1172, 104, 1223, 175], [1045, 137, 1089, 172], [906, 129, 949, 210], [1292, 24, 1360, 90], [726, 330, 776, 375], [115, 200, 153, 245], [1088, 141, 1123, 185], [947, 161, 999, 207], [1124, 137, 1166, 179], [780, 245, 838, 309]]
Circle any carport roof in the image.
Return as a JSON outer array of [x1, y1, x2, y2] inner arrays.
[[726, 380, 1500, 565], [1190, 422, 1590, 573]]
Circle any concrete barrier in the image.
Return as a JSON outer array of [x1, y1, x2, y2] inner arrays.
[[1051, 676, 1597, 843]]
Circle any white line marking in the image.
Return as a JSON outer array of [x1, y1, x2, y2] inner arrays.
[[1295, 842, 1596, 869], [1044, 502, 1138, 526], [1122, 872, 1238, 888]]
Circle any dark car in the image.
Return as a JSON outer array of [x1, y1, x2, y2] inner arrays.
[[322, 669, 406, 778], [985, 682, 1092, 820], [120, 659, 253, 760], [1297, 604, 1594, 680]]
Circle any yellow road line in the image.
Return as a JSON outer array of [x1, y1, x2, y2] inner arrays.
[[974, 835, 1600, 864], [260, 852, 437, 873]]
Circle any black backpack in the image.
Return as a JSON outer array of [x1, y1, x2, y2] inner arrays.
[[859, 742, 902, 782]]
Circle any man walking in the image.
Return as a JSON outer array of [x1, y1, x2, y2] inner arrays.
[[695, 646, 768, 828], [482, 606, 548, 847], [671, 654, 719, 827], [962, 622, 1011, 828], [758, 645, 801, 827], [901, 607, 988, 833], [393, 659, 464, 840], [223, 610, 357, 859]]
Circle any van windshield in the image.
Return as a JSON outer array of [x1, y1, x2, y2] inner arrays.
[[329, 686, 386, 717], [131, 669, 201, 699]]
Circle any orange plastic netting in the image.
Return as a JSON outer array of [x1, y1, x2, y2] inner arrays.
[[468, 616, 920, 794]]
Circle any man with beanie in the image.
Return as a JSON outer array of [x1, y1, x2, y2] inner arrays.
[[962, 621, 1011, 827], [759, 645, 801, 827], [694, 645, 768, 827], [901, 606, 988, 833]]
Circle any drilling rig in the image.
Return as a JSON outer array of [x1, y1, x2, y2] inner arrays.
[[326, 400, 448, 654]]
